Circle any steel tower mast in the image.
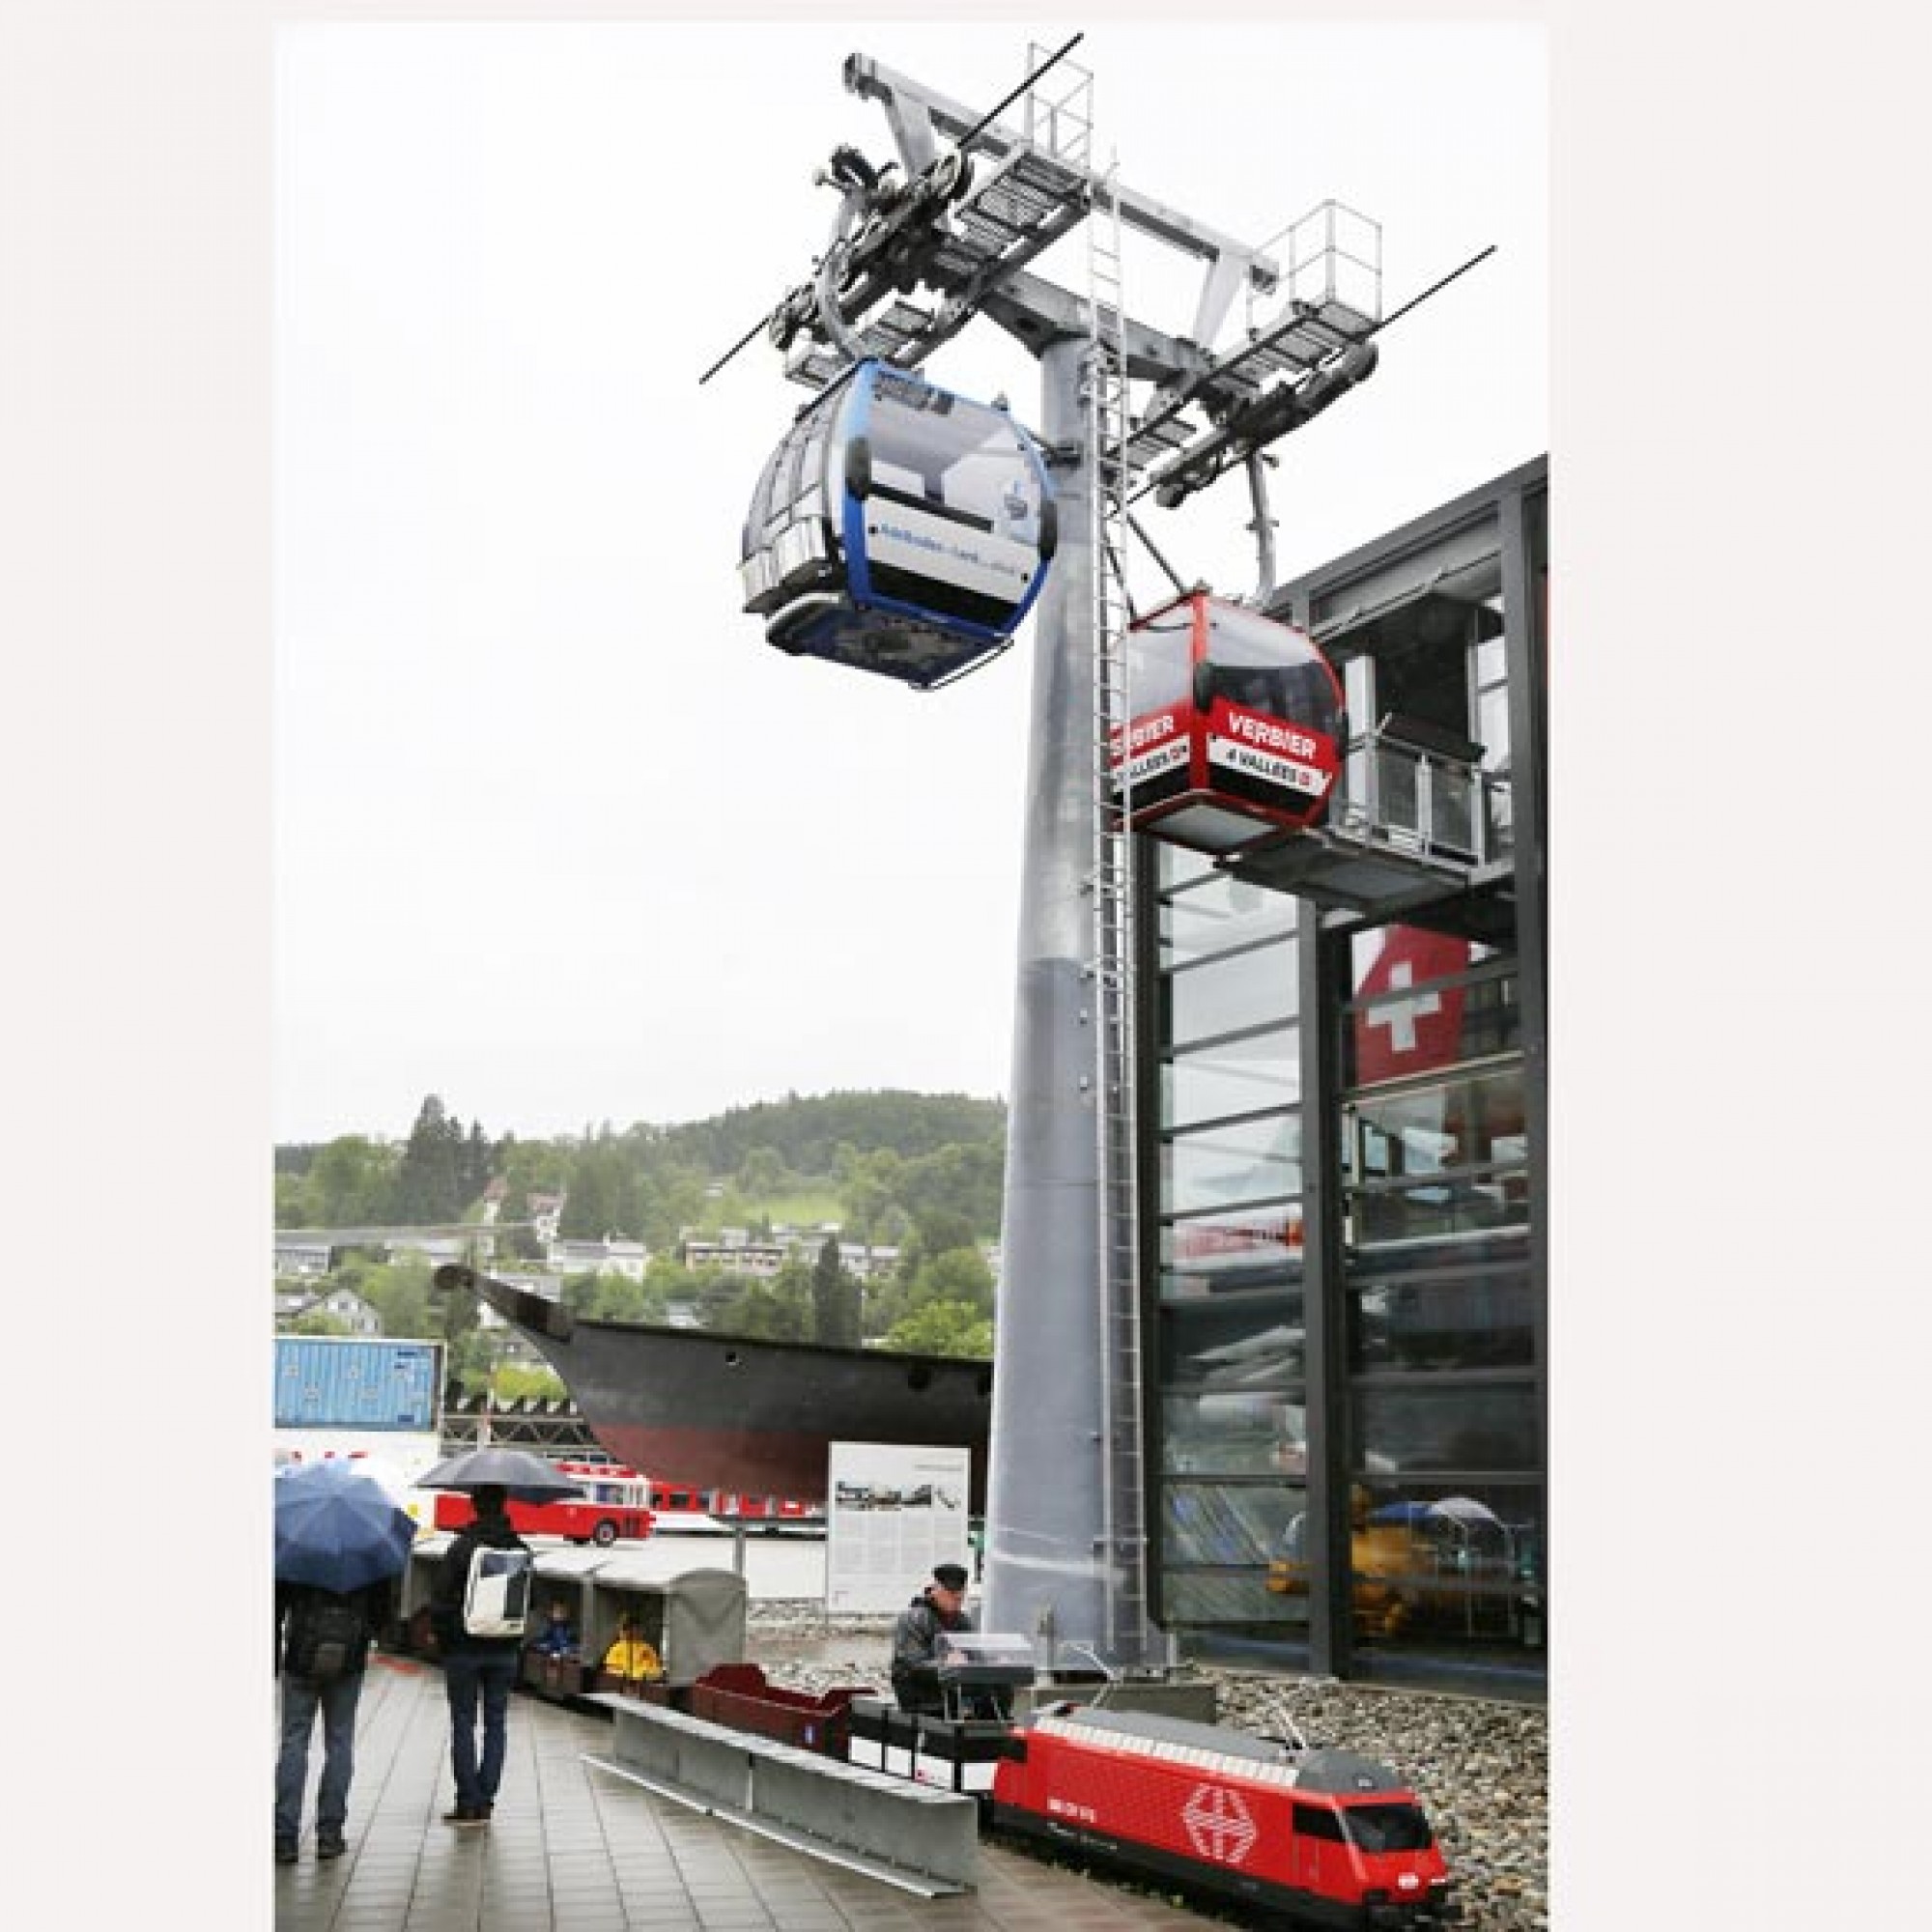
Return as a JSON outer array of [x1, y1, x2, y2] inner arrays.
[[716, 40, 1386, 1667]]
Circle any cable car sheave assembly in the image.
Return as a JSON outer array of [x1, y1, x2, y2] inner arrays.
[[720, 37, 1480, 720]]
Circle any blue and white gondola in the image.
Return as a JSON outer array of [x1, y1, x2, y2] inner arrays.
[[739, 359, 1057, 691]]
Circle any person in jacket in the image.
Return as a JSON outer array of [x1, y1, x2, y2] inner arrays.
[[274, 1575, 395, 1864], [601, 1611, 663, 1685], [431, 1484, 531, 1826], [890, 1561, 973, 1716], [531, 1599, 578, 1659]]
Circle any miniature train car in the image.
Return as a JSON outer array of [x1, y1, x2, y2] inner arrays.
[[991, 1706, 1456, 1928]]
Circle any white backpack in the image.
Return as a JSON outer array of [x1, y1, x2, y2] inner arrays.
[[463, 1545, 533, 1639]]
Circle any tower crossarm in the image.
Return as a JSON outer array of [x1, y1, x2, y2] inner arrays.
[[976, 270, 1215, 388], [844, 53, 1279, 343]]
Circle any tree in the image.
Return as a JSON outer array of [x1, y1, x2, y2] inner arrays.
[[559, 1270, 605, 1318], [293, 1309, 354, 1337], [882, 1299, 992, 1358], [491, 1363, 568, 1405], [461, 1120, 495, 1203], [718, 1266, 812, 1342], [274, 1173, 312, 1228], [738, 1146, 786, 1202], [355, 1257, 437, 1339], [585, 1269, 670, 1325], [394, 1094, 468, 1224], [914, 1208, 978, 1261], [909, 1245, 995, 1318], [558, 1141, 648, 1240], [843, 1172, 895, 1246], [893, 1210, 978, 1293], [306, 1135, 397, 1227], [695, 1269, 751, 1328], [811, 1235, 864, 1347]]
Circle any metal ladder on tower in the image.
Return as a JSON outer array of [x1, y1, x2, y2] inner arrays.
[[1084, 158, 1151, 1666]]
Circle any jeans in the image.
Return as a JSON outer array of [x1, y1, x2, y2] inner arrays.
[[275, 1668, 365, 1844], [443, 1648, 518, 1810]]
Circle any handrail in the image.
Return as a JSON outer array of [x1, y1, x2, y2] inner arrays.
[[1326, 726, 1510, 869]]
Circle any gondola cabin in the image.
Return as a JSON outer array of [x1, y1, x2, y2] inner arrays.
[[739, 358, 1057, 690], [1110, 591, 1346, 854]]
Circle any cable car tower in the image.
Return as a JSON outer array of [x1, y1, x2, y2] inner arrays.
[[713, 38, 1469, 1671]]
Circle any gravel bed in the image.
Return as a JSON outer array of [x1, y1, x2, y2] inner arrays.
[[746, 1601, 1547, 1931]]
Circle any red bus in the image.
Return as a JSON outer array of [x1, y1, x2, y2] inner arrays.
[[430, 1461, 825, 1541], [432, 1461, 655, 1547]]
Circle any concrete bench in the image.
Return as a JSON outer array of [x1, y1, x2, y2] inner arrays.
[[582, 1693, 980, 1893]]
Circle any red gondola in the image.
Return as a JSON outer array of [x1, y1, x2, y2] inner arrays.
[[1109, 590, 1347, 856]]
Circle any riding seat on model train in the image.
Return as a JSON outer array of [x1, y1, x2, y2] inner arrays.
[[739, 357, 1058, 690]]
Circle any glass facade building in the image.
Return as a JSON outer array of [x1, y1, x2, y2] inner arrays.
[[1142, 458, 1548, 1697]]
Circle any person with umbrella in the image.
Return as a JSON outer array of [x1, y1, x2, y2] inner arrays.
[[419, 1447, 579, 1827], [273, 1460, 414, 1865]]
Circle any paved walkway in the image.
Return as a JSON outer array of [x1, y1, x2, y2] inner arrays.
[[275, 1655, 1215, 1932]]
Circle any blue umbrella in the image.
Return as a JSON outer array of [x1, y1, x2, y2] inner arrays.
[[275, 1460, 416, 1593], [1370, 1501, 1436, 1526]]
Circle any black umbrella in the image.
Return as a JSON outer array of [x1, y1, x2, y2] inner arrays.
[[415, 1446, 586, 1504]]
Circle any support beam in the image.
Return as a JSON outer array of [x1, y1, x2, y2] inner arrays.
[[844, 53, 1279, 308], [1299, 917, 1353, 1679]]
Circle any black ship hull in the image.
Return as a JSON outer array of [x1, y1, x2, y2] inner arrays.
[[436, 1264, 992, 1507]]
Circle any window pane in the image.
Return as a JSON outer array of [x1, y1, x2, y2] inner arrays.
[[1163, 1026, 1299, 1129], [1159, 874, 1297, 968], [1354, 1384, 1540, 1473], [1171, 939, 1296, 1045], [1350, 1066, 1527, 1179], [1477, 682, 1510, 771], [1350, 1173, 1529, 1247], [1350, 1270, 1535, 1372], [1161, 1206, 1306, 1297], [1163, 1480, 1304, 1565], [1164, 1293, 1307, 1389], [1347, 926, 1479, 1084], [1457, 973, 1521, 1063], [1154, 841, 1217, 892], [1350, 924, 1509, 996], [1348, 1478, 1544, 1648], [1166, 1111, 1302, 1213], [1163, 1390, 1306, 1476], [1161, 1568, 1308, 1627]]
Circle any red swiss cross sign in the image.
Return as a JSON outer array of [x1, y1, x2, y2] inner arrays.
[[1353, 925, 1470, 1087], [1179, 1782, 1258, 1865]]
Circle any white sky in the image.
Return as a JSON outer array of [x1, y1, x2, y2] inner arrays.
[[273, 19, 1547, 1144]]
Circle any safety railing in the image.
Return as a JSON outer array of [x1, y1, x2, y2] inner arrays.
[[1328, 727, 1511, 870]]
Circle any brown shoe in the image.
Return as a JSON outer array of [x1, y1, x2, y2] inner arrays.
[[442, 1805, 489, 1827]]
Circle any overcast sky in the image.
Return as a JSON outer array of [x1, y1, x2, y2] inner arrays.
[[273, 18, 1547, 1145]]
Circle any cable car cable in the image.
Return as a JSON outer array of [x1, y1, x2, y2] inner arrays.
[[952, 32, 1087, 159], [697, 33, 1087, 387], [1125, 513, 1188, 600]]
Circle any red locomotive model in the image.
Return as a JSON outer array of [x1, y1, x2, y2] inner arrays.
[[991, 1705, 1456, 1928]]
